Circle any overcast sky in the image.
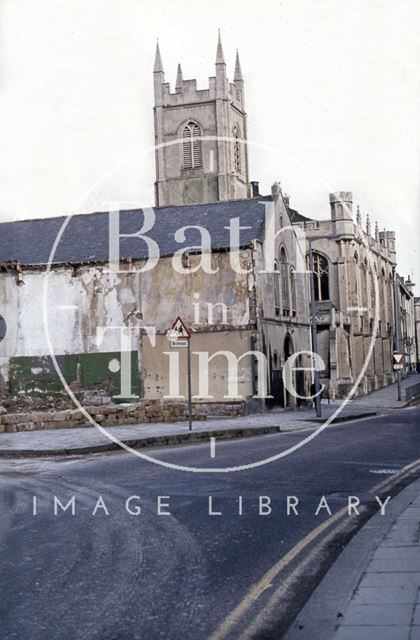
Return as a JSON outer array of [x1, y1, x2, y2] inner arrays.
[[1, 0, 419, 286]]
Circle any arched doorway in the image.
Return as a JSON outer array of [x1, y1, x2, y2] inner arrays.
[[283, 334, 295, 407], [269, 350, 284, 408]]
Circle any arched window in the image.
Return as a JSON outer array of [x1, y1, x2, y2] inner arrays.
[[353, 251, 361, 303], [290, 266, 297, 313], [361, 258, 368, 308], [312, 253, 329, 301], [274, 260, 280, 315], [280, 248, 289, 311], [182, 121, 202, 169], [233, 125, 241, 173], [370, 264, 377, 313], [386, 273, 393, 334], [380, 267, 386, 324]]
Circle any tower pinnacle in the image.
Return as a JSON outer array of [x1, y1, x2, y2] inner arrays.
[[175, 63, 183, 92], [234, 50, 243, 82], [215, 29, 225, 65], [154, 40, 164, 74]]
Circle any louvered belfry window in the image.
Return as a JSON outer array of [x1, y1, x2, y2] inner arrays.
[[183, 121, 202, 169], [233, 125, 241, 173]]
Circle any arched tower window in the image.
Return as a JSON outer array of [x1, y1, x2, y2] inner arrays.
[[312, 253, 329, 301], [233, 125, 241, 173], [182, 121, 202, 169]]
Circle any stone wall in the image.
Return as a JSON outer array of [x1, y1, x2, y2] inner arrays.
[[0, 399, 246, 433]]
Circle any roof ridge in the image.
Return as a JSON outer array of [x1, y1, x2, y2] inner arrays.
[[0, 195, 271, 227]]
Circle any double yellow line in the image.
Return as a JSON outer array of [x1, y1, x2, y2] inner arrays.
[[209, 457, 420, 640]]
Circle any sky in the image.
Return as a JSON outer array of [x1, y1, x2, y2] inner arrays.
[[0, 0, 419, 287]]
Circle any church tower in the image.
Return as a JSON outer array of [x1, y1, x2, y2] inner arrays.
[[153, 33, 251, 207]]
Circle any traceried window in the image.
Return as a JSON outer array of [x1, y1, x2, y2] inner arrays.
[[233, 124, 241, 173], [312, 252, 329, 301], [182, 121, 202, 169]]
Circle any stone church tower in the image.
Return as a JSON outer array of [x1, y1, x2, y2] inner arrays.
[[153, 33, 251, 207]]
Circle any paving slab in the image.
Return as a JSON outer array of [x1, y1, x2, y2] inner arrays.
[[352, 585, 419, 605], [334, 626, 410, 640], [340, 603, 413, 626], [284, 478, 420, 640]]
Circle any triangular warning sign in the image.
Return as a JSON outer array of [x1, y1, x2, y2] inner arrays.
[[168, 316, 191, 340], [393, 353, 403, 364]]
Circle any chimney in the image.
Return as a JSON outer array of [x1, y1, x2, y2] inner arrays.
[[250, 181, 260, 197], [271, 182, 281, 200]]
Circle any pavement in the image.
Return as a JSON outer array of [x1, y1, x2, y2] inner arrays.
[[285, 476, 420, 640], [0, 373, 419, 457]]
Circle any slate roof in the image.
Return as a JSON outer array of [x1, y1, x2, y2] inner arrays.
[[287, 206, 310, 225], [0, 197, 273, 267]]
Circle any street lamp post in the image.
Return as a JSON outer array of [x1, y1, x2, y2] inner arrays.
[[392, 268, 402, 401]]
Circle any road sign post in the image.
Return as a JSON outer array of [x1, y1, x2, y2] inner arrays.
[[187, 339, 192, 432], [393, 352, 404, 396], [167, 316, 192, 431]]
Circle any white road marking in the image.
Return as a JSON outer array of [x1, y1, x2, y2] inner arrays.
[[210, 437, 216, 458]]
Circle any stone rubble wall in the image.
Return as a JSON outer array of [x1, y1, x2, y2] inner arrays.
[[0, 400, 246, 433]]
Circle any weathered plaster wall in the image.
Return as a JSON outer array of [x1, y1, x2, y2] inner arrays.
[[0, 250, 254, 404]]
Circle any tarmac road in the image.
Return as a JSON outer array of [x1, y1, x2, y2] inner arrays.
[[0, 405, 419, 640]]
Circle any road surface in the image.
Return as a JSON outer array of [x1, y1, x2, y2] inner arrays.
[[0, 406, 419, 639]]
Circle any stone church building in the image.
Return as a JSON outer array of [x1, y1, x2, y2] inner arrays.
[[0, 35, 414, 414]]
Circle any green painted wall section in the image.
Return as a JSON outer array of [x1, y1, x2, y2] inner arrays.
[[9, 351, 140, 402]]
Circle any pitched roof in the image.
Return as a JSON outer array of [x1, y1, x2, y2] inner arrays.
[[0, 197, 271, 267], [287, 206, 310, 224]]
